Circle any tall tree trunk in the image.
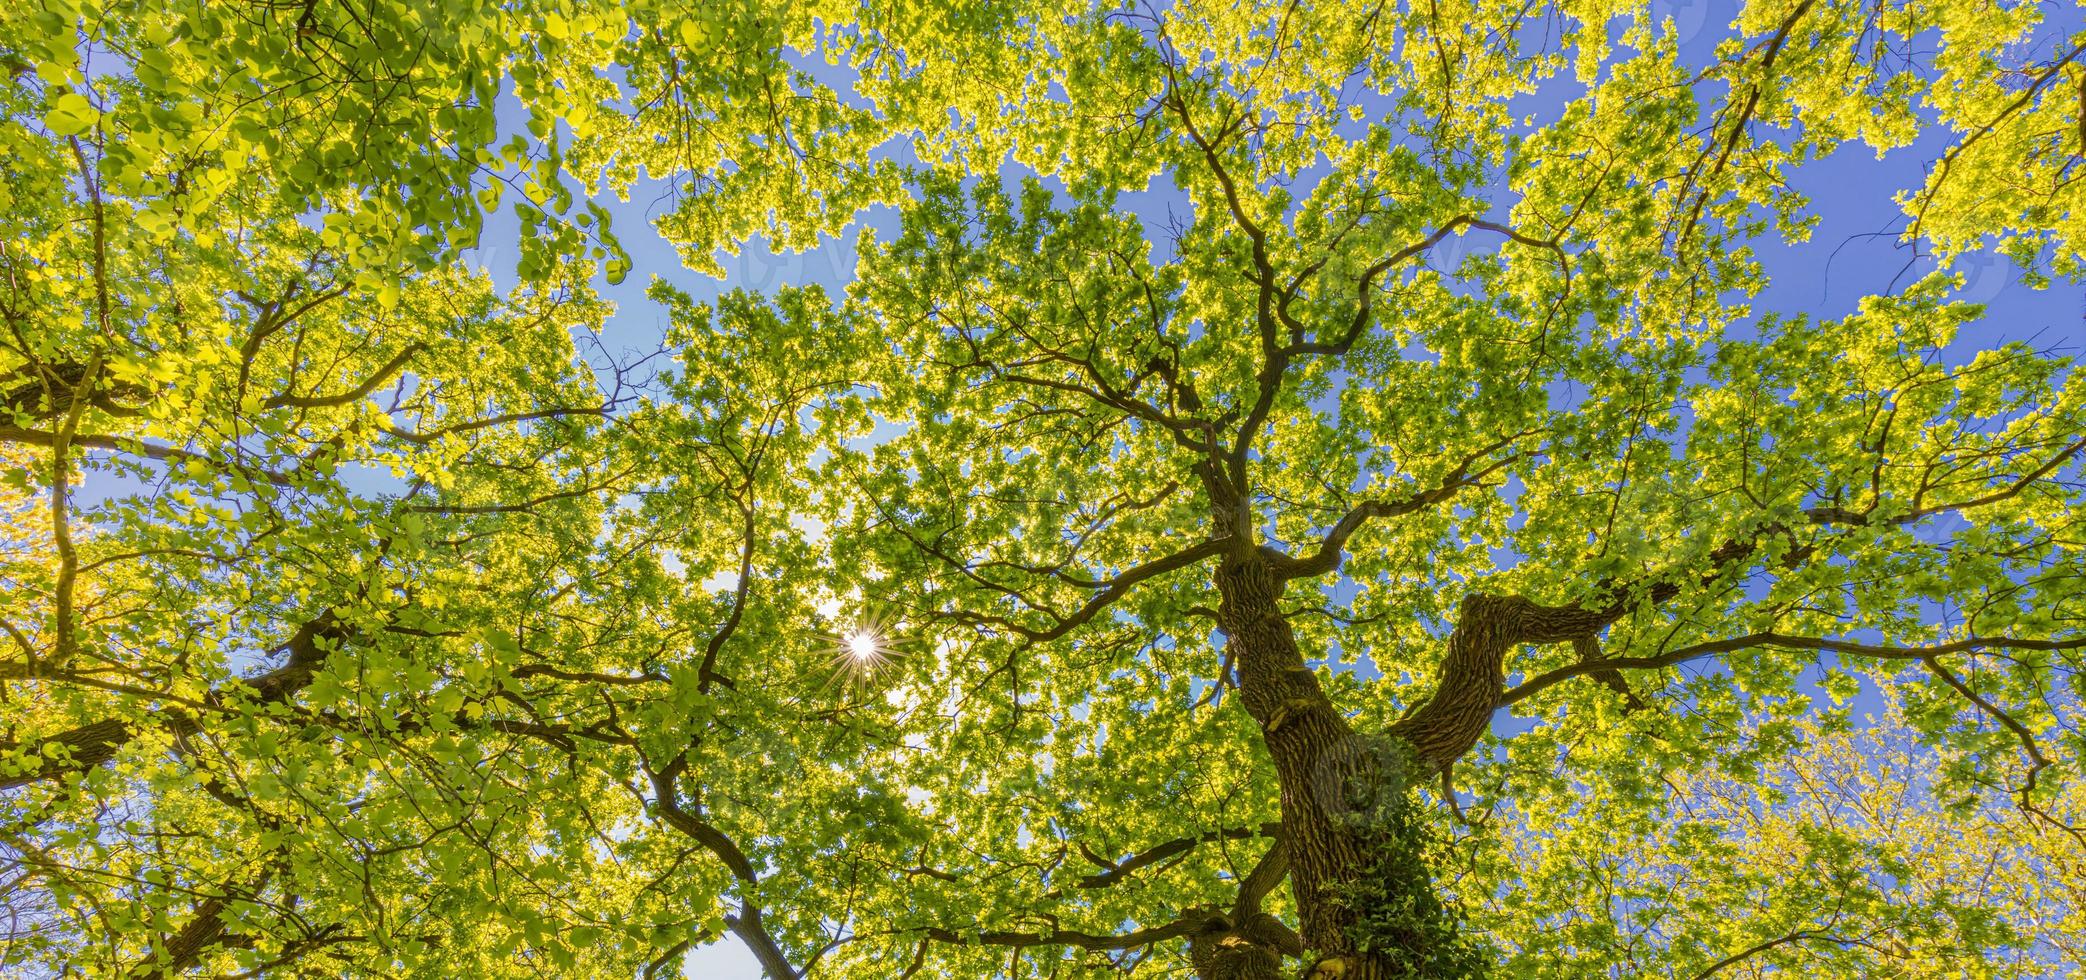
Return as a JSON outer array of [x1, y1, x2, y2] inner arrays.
[[1215, 553, 1466, 980]]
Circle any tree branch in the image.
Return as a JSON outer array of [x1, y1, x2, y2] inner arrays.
[[1071, 822, 1281, 891], [1389, 593, 1618, 769], [0, 613, 345, 791], [1500, 631, 2086, 707], [263, 342, 425, 409], [646, 766, 799, 978], [1277, 433, 1524, 579], [946, 537, 1231, 643]]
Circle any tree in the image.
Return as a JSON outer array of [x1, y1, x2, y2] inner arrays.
[[3, 0, 2083, 978]]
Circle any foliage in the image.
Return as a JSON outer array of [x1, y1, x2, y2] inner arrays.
[[2, 0, 2084, 978], [1468, 700, 2086, 978], [1327, 739, 1489, 980]]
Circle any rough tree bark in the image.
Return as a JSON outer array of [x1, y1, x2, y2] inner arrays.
[[1216, 551, 1412, 980], [1212, 551, 1618, 979]]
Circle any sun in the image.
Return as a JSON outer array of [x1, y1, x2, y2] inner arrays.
[[846, 629, 881, 662], [822, 614, 906, 693]]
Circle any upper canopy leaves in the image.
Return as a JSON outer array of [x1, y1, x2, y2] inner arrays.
[[2, 0, 2082, 977]]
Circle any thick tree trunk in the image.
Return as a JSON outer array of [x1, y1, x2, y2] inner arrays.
[[1205, 558, 1618, 979], [1214, 554, 1439, 980]]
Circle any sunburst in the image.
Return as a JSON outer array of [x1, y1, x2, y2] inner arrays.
[[819, 609, 908, 693], [845, 629, 881, 662]]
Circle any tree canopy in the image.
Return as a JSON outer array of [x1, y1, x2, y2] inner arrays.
[[3, 1, 2084, 977]]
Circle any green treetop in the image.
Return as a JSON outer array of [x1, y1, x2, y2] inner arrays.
[[2, 1, 2082, 978]]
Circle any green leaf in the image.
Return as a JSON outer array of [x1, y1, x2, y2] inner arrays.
[[44, 91, 97, 136]]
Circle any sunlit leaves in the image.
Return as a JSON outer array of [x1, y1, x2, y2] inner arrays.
[[3, 0, 2084, 977]]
